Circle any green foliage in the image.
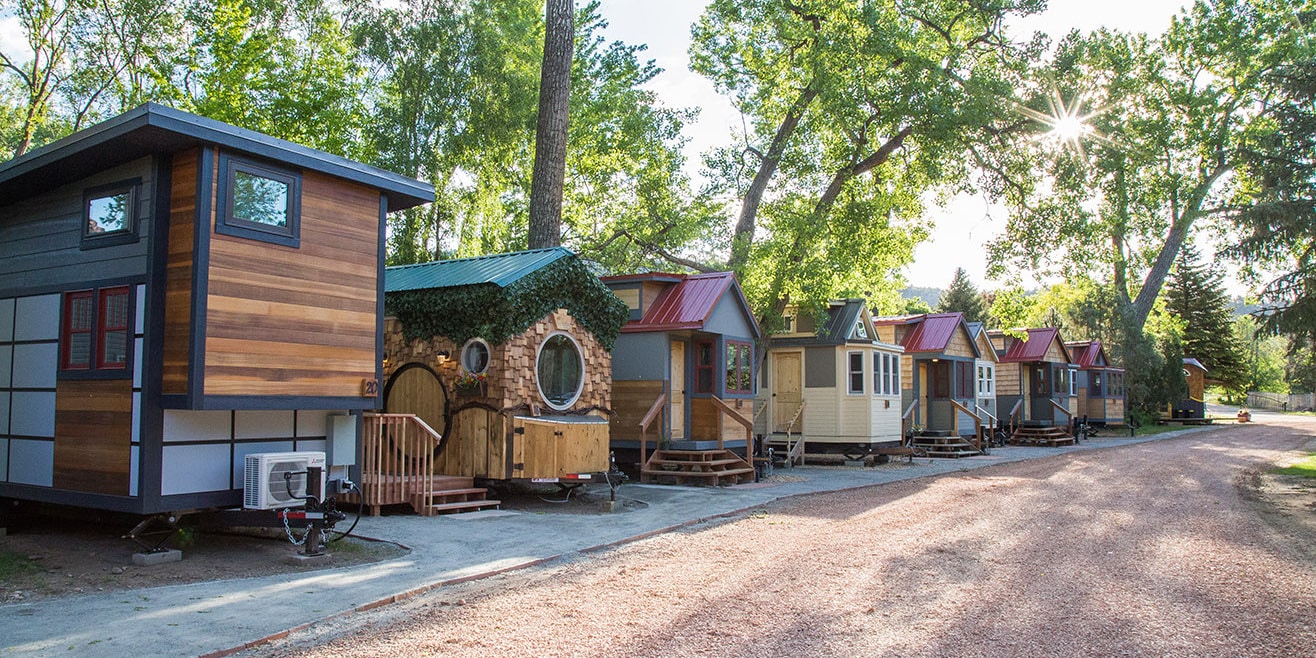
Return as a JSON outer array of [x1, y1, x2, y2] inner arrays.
[[1273, 453, 1316, 478], [385, 256, 630, 351], [1163, 243, 1251, 394], [936, 268, 986, 323], [986, 287, 1037, 331], [0, 547, 39, 580]]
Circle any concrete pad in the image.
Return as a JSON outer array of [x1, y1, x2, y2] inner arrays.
[[444, 510, 520, 520], [131, 549, 182, 566]]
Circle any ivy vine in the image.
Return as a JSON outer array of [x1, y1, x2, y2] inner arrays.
[[386, 256, 631, 351]]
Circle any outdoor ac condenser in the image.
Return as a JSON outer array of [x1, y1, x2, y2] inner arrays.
[[243, 451, 327, 510]]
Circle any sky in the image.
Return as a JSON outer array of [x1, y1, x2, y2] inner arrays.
[[593, 0, 1196, 292]]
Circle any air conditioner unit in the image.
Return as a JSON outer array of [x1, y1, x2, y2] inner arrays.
[[243, 451, 326, 510]]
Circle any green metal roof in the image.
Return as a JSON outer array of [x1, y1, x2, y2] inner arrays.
[[385, 247, 574, 292]]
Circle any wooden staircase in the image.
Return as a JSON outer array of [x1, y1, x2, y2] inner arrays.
[[911, 432, 983, 458], [641, 449, 755, 486], [1009, 424, 1076, 447], [408, 475, 501, 516]]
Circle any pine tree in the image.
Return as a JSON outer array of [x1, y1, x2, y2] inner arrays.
[[1163, 243, 1250, 394], [936, 268, 987, 323]]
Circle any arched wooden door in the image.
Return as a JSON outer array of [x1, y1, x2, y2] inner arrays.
[[384, 363, 449, 437]]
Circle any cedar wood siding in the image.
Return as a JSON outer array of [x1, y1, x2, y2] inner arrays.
[[53, 379, 133, 495], [203, 161, 380, 398], [162, 148, 197, 395]]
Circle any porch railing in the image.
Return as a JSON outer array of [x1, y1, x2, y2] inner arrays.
[[781, 399, 806, 467], [901, 400, 918, 445], [638, 393, 668, 469], [359, 412, 439, 514], [1007, 399, 1024, 437], [976, 404, 998, 445], [710, 396, 754, 453], [1050, 399, 1074, 434], [949, 399, 984, 451]]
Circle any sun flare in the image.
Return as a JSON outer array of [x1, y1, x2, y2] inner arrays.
[[1013, 88, 1107, 158]]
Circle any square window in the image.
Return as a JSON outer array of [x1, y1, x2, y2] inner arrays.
[[60, 286, 132, 376], [217, 155, 301, 248], [81, 179, 140, 249]]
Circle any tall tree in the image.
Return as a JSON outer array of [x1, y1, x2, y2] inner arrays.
[[527, 0, 573, 249], [992, 0, 1312, 336], [689, 0, 1044, 330], [1162, 243, 1250, 394], [935, 268, 987, 323]]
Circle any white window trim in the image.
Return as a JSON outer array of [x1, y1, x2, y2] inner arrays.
[[1069, 367, 1078, 396], [535, 331, 585, 411], [847, 350, 864, 395], [460, 337, 492, 375]]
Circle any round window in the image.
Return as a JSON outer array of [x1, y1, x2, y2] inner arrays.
[[461, 338, 491, 374], [536, 332, 584, 410]]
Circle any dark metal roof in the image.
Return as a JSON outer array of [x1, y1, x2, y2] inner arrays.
[[996, 327, 1072, 364], [897, 312, 977, 356], [385, 247, 573, 292], [773, 299, 871, 347], [0, 103, 434, 212], [617, 271, 760, 338]]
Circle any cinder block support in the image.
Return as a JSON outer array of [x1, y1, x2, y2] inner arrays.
[[132, 549, 183, 566]]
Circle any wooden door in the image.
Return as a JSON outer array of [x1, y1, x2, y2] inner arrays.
[[772, 352, 803, 432], [917, 361, 929, 427], [670, 341, 686, 439], [384, 364, 448, 436]]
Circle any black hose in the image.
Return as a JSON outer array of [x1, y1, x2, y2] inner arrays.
[[328, 480, 363, 543]]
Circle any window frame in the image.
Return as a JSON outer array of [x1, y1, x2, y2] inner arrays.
[[460, 337, 491, 375], [872, 351, 882, 396], [956, 361, 974, 399], [96, 286, 131, 370], [694, 340, 715, 394], [847, 350, 864, 395], [81, 178, 141, 249], [215, 154, 302, 248], [725, 340, 753, 395], [891, 354, 901, 394], [535, 331, 585, 411], [60, 285, 133, 378]]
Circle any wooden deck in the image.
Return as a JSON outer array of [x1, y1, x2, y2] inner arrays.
[[1009, 425, 1075, 447], [641, 449, 755, 486]]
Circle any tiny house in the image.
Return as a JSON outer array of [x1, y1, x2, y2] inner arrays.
[[1066, 340, 1126, 425], [989, 328, 1078, 431], [382, 248, 628, 483], [1175, 358, 1208, 419], [967, 322, 999, 426], [759, 300, 905, 452], [0, 104, 433, 514], [602, 272, 760, 484], [874, 312, 986, 440]]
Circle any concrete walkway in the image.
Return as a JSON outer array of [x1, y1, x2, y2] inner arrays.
[[0, 427, 1222, 658]]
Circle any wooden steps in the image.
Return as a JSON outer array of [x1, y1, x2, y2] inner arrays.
[[641, 449, 755, 486], [407, 476, 501, 516], [911, 434, 983, 458], [1009, 425, 1075, 447]]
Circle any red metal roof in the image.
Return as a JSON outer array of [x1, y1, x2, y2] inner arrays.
[[1066, 340, 1110, 369], [999, 327, 1071, 363], [621, 271, 743, 333], [898, 312, 973, 355]]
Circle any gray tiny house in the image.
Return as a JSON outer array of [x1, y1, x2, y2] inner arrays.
[[0, 104, 433, 515]]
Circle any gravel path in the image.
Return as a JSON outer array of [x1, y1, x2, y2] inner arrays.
[[254, 419, 1316, 658]]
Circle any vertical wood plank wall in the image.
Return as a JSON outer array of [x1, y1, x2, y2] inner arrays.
[[162, 149, 198, 395], [204, 165, 380, 397], [610, 380, 665, 441], [53, 379, 132, 495]]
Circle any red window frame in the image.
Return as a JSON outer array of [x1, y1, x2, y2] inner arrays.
[[694, 340, 715, 394], [932, 362, 950, 399], [62, 290, 95, 370], [97, 286, 131, 370]]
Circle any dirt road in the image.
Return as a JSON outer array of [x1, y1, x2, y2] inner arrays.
[[256, 418, 1316, 657]]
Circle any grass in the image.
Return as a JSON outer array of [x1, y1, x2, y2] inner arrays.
[[1273, 453, 1316, 479], [1135, 424, 1186, 436], [0, 547, 40, 581]]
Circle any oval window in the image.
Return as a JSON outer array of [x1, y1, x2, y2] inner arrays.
[[461, 338, 491, 374], [536, 332, 584, 410]]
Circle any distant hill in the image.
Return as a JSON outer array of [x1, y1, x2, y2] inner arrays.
[[902, 286, 943, 309]]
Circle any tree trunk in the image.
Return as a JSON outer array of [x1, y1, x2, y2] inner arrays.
[[728, 82, 819, 271], [527, 0, 574, 250]]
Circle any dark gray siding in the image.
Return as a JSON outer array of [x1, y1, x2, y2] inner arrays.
[[804, 346, 835, 388], [612, 332, 670, 380], [0, 157, 153, 294]]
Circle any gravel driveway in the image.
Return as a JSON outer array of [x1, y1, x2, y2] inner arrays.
[[254, 418, 1316, 657]]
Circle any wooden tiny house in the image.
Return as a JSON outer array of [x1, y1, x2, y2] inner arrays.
[[382, 248, 627, 486], [0, 104, 434, 514], [1066, 340, 1126, 425], [1175, 358, 1208, 419], [874, 312, 991, 454], [759, 300, 905, 458], [989, 328, 1078, 445], [602, 272, 760, 484]]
